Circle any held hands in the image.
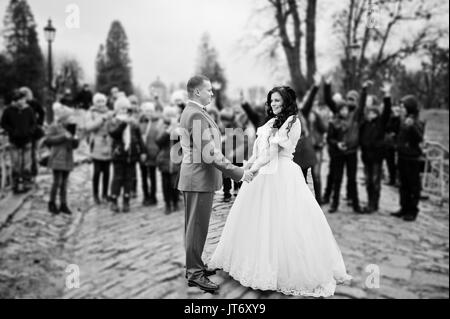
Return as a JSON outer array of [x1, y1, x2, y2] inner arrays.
[[243, 160, 253, 171], [242, 169, 255, 183]]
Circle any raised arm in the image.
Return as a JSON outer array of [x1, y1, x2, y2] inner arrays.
[[241, 101, 262, 129], [354, 80, 371, 123], [301, 73, 321, 117], [324, 77, 338, 114], [380, 82, 392, 127]]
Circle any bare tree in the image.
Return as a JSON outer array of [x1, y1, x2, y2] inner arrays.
[[333, 0, 448, 91], [257, 0, 317, 97]]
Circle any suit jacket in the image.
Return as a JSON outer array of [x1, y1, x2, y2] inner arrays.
[[177, 102, 243, 192]]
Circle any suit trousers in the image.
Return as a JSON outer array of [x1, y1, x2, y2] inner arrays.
[[184, 191, 215, 281]]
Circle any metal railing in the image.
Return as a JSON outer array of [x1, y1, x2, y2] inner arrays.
[[421, 140, 449, 206], [0, 130, 12, 194]]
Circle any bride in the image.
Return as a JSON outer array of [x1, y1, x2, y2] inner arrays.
[[207, 86, 352, 298]]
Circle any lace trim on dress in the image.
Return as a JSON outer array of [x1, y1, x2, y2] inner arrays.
[[207, 256, 352, 298]]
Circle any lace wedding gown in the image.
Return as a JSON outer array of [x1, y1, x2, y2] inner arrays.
[[207, 115, 351, 298]]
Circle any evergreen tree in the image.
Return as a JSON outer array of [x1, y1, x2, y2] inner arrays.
[[54, 55, 84, 97], [2, 0, 45, 101], [95, 44, 108, 93], [196, 33, 227, 92], [95, 20, 133, 95], [196, 33, 227, 109]]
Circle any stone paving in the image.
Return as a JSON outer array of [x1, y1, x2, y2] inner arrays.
[[0, 149, 448, 299]]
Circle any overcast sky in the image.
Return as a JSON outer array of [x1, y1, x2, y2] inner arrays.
[[0, 0, 448, 97]]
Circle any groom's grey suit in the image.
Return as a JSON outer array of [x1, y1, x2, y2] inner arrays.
[[178, 101, 244, 281]]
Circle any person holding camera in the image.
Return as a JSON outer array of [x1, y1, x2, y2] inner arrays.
[[44, 103, 79, 215], [109, 96, 147, 213], [156, 106, 182, 214]]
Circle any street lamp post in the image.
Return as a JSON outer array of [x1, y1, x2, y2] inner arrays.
[[44, 19, 56, 123]]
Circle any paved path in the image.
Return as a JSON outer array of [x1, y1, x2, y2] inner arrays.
[[0, 153, 448, 299]]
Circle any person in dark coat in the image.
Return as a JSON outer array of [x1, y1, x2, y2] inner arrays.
[[156, 107, 182, 214], [324, 80, 364, 206], [390, 95, 425, 222], [359, 83, 392, 214], [109, 97, 147, 213], [326, 81, 370, 213], [240, 92, 266, 130], [44, 104, 79, 215], [294, 74, 325, 203], [383, 102, 402, 186], [0, 89, 36, 194]]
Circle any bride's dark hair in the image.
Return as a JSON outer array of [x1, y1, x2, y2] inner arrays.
[[265, 86, 298, 136]]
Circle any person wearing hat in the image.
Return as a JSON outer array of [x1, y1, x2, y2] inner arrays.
[[108, 96, 147, 213], [44, 102, 79, 214], [359, 83, 393, 214], [85, 93, 114, 205], [1, 89, 37, 194], [391, 95, 425, 222]]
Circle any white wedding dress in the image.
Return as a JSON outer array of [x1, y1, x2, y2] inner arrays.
[[207, 115, 352, 298]]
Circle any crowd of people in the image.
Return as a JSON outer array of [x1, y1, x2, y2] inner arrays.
[[0, 76, 426, 222]]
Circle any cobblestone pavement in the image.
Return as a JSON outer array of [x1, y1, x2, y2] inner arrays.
[[0, 153, 448, 299]]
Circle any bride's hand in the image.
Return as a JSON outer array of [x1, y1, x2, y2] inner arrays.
[[243, 161, 252, 170]]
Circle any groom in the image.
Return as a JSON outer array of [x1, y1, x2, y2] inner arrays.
[[178, 75, 254, 293]]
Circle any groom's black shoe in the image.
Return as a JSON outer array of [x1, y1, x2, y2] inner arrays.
[[203, 268, 218, 277], [188, 276, 219, 292]]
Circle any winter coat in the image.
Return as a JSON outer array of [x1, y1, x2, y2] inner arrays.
[[109, 120, 146, 163], [397, 119, 425, 160], [397, 95, 425, 160], [155, 128, 181, 174], [142, 119, 162, 167], [294, 85, 320, 169], [325, 84, 367, 156], [44, 123, 79, 171], [359, 97, 392, 163], [326, 85, 368, 157], [384, 115, 401, 150], [85, 105, 112, 161], [0, 104, 36, 147]]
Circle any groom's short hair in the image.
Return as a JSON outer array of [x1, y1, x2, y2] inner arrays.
[[187, 75, 210, 96]]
